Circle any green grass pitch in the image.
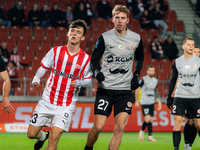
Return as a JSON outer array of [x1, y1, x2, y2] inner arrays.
[[0, 132, 200, 150]]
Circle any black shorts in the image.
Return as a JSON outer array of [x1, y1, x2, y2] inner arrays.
[[141, 104, 154, 116], [172, 97, 200, 118], [94, 88, 133, 117]]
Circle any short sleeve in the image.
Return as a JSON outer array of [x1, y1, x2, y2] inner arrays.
[[41, 48, 54, 69]]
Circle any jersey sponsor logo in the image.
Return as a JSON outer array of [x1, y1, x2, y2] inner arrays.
[[146, 94, 154, 97], [109, 68, 129, 74], [185, 65, 190, 69], [118, 45, 126, 49], [129, 44, 135, 50], [197, 109, 200, 114], [107, 55, 133, 63], [127, 101, 132, 107], [66, 61, 72, 66], [179, 73, 197, 78], [182, 83, 194, 87], [193, 64, 198, 69], [58, 59, 62, 64], [53, 69, 79, 80]]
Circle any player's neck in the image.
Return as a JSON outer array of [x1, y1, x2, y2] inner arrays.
[[147, 75, 153, 78], [184, 52, 193, 60], [67, 43, 80, 54], [114, 28, 127, 36]]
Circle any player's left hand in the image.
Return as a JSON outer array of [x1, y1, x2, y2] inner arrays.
[[2, 97, 14, 114], [167, 96, 173, 110], [131, 74, 139, 90], [71, 80, 76, 86]]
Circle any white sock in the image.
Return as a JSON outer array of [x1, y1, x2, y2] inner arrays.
[[39, 131, 46, 141]]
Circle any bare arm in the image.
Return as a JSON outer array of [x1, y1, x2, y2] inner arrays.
[[1, 70, 14, 114], [135, 87, 141, 108], [156, 97, 162, 111]]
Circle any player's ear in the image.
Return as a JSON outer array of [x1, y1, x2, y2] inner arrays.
[[112, 17, 114, 23], [67, 32, 69, 38], [127, 18, 129, 24], [81, 36, 85, 41], [182, 44, 184, 50]]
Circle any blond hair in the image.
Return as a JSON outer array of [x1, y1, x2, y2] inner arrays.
[[112, 5, 130, 18]]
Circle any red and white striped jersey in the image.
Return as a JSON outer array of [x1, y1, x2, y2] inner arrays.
[[41, 45, 92, 107], [10, 54, 21, 67]]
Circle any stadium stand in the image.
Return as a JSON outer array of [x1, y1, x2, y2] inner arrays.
[[0, 0, 185, 97]]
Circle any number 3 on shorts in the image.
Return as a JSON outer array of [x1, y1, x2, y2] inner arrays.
[[97, 99, 109, 111], [30, 113, 38, 124]]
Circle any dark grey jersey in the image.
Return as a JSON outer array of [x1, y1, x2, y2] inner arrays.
[[168, 55, 200, 98], [140, 75, 159, 105], [91, 28, 144, 90]]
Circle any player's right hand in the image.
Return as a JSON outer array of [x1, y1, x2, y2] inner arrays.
[[135, 101, 140, 108], [166, 96, 173, 110], [32, 82, 40, 87], [95, 71, 105, 82]]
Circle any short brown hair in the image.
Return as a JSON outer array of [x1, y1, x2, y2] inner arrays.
[[112, 5, 130, 18], [69, 19, 88, 36], [183, 37, 194, 45], [147, 65, 154, 70], [195, 45, 199, 48]]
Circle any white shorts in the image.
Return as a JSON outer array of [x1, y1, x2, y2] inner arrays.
[[29, 99, 75, 132]]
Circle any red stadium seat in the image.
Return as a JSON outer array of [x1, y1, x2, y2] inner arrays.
[[115, 0, 126, 5], [38, 0, 48, 10], [14, 87, 25, 96], [0, 26, 9, 40], [45, 27, 56, 40], [147, 29, 159, 40], [28, 40, 39, 51], [33, 26, 45, 40], [35, 51, 46, 61], [21, 26, 33, 40], [9, 26, 21, 39], [26, 87, 39, 96], [165, 21, 174, 34], [158, 73, 169, 80], [94, 17, 107, 32], [6, 40, 16, 51], [21, 51, 34, 65], [26, 71, 36, 79], [53, 41, 62, 47], [175, 20, 185, 34], [17, 40, 28, 51], [166, 10, 177, 24], [56, 27, 68, 40], [4, 0, 15, 9], [39, 40, 51, 51]]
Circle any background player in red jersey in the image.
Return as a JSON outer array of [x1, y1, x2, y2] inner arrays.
[[27, 19, 92, 150]]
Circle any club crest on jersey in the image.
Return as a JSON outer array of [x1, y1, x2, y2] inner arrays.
[[185, 65, 190, 69], [119, 45, 125, 49], [129, 44, 135, 50], [127, 102, 132, 108], [75, 64, 81, 70], [193, 64, 198, 69], [197, 109, 200, 114]]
